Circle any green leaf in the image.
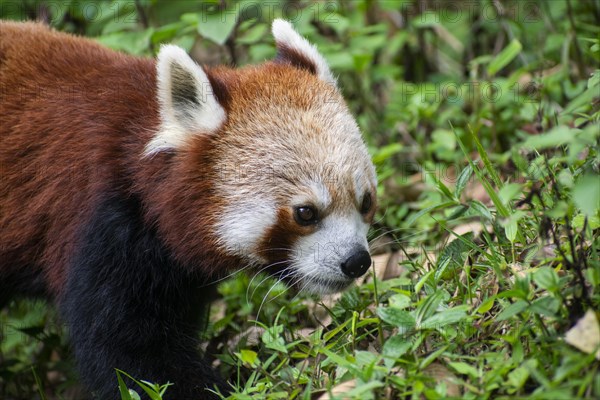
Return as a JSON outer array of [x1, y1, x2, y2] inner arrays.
[[502, 211, 525, 243], [572, 213, 600, 229], [414, 270, 434, 294], [382, 335, 412, 367], [151, 21, 187, 45], [372, 143, 404, 164], [324, 52, 354, 71], [448, 361, 480, 378], [197, 8, 239, 45], [237, 23, 268, 44], [477, 297, 495, 314], [563, 85, 599, 115], [412, 11, 442, 28], [116, 371, 133, 400], [497, 300, 528, 321], [355, 350, 379, 369], [239, 349, 259, 366], [262, 324, 288, 353], [487, 39, 522, 76], [415, 291, 444, 324], [470, 128, 503, 189], [469, 200, 493, 221], [114, 370, 165, 400], [434, 257, 452, 281], [345, 381, 386, 397], [406, 201, 457, 227], [388, 294, 412, 309], [499, 183, 523, 207], [504, 218, 518, 243], [573, 174, 600, 217], [435, 233, 473, 280], [588, 69, 600, 88], [319, 348, 359, 374], [95, 29, 154, 55], [558, 169, 575, 188], [546, 200, 569, 219], [323, 319, 350, 341], [447, 204, 469, 221], [455, 164, 473, 198], [434, 175, 456, 201], [533, 267, 560, 292], [423, 163, 455, 201], [453, 125, 510, 218], [420, 306, 469, 329], [128, 390, 141, 400], [521, 126, 577, 150], [529, 296, 559, 317], [377, 307, 416, 331], [507, 359, 538, 391]]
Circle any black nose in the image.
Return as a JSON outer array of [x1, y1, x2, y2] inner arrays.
[[341, 250, 371, 278]]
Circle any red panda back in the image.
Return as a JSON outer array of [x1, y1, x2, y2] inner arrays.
[[0, 21, 159, 295]]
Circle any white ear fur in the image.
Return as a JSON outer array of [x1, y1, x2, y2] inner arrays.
[[271, 19, 336, 86], [145, 45, 226, 155]]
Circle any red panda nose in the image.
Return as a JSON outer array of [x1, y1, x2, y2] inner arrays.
[[341, 250, 372, 278]]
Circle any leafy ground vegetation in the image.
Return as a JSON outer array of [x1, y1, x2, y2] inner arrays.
[[1, 1, 599, 399]]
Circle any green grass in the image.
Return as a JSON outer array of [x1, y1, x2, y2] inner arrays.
[[1, 1, 599, 399]]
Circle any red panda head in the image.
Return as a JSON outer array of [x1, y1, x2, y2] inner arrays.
[[144, 20, 377, 295]]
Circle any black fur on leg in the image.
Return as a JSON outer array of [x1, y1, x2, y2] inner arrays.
[[60, 195, 228, 400], [0, 266, 49, 308]]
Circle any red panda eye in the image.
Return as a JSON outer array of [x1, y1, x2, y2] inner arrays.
[[361, 192, 372, 214], [294, 206, 318, 226]]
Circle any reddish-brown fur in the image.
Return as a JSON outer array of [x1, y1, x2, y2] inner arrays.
[[0, 21, 347, 297], [0, 22, 234, 295], [1, 22, 157, 294], [0, 20, 377, 399]]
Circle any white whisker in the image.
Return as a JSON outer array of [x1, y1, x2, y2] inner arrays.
[[255, 274, 288, 320], [246, 259, 289, 304], [200, 262, 256, 287], [368, 227, 415, 245]]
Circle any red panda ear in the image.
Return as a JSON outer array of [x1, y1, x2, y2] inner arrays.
[[145, 45, 226, 155], [272, 19, 337, 87]]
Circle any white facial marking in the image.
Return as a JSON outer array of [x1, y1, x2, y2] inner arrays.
[[271, 19, 337, 86], [215, 197, 277, 265], [353, 170, 366, 205], [310, 180, 332, 210], [144, 45, 226, 155], [291, 180, 332, 210], [353, 169, 376, 205]]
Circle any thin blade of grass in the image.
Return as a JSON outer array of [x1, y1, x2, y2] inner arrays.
[[451, 123, 510, 218]]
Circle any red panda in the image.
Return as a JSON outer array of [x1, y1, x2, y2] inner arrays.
[[0, 19, 377, 399]]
